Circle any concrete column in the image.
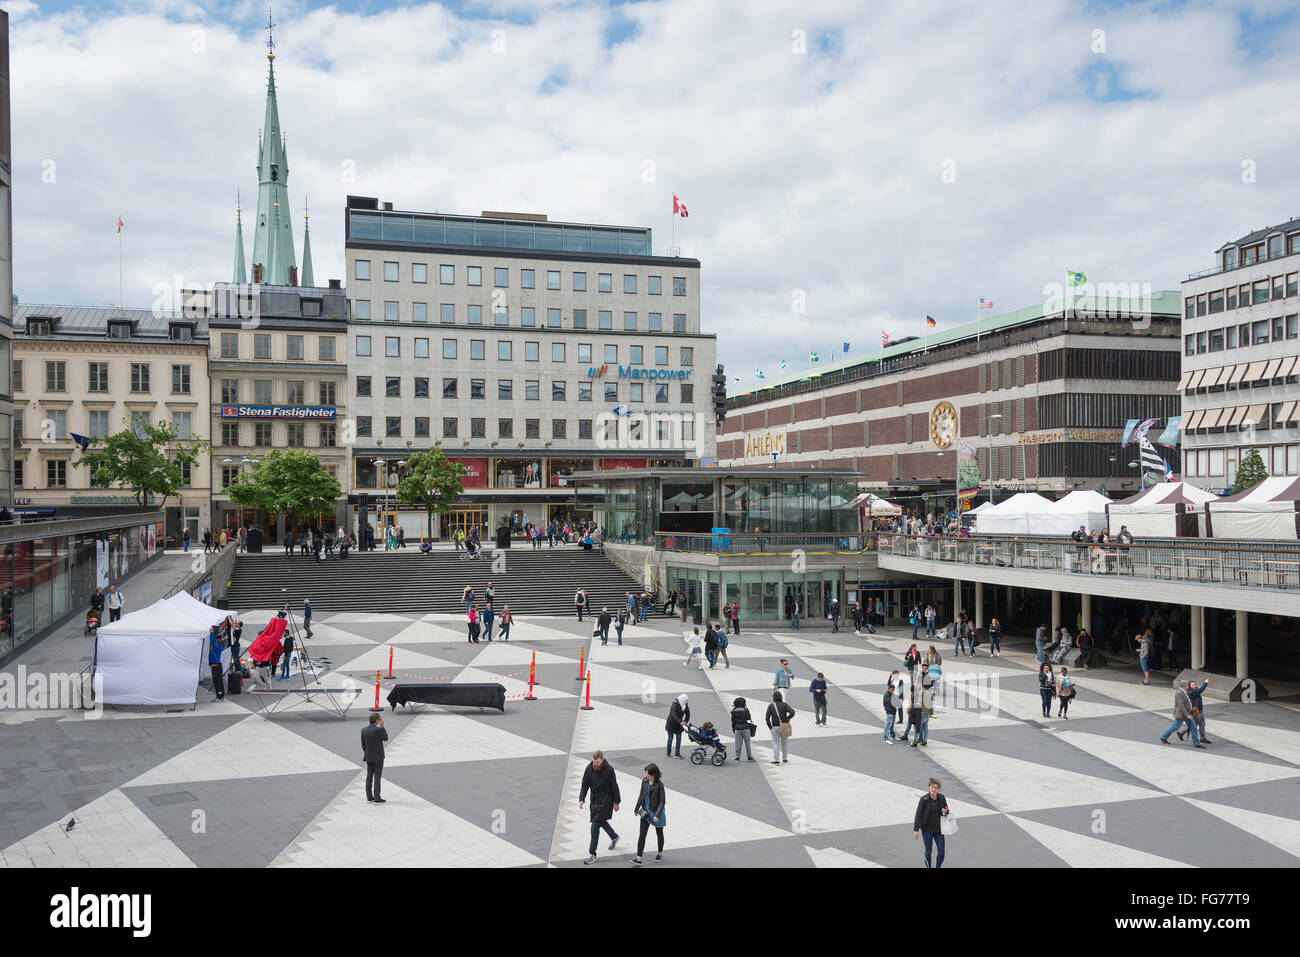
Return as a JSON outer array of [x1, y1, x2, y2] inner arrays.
[[974, 581, 984, 630], [1080, 592, 1091, 637], [1235, 610, 1249, 680], [1051, 590, 1061, 633], [953, 578, 961, 623], [1190, 605, 1204, 670]]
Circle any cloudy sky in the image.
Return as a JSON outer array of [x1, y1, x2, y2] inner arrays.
[[8, 0, 1300, 387]]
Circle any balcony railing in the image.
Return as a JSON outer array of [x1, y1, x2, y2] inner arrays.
[[654, 531, 875, 556], [877, 533, 1300, 590]]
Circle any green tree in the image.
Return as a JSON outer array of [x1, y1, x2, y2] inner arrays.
[[227, 449, 343, 529], [1232, 447, 1269, 495], [394, 450, 467, 538], [74, 421, 210, 511]]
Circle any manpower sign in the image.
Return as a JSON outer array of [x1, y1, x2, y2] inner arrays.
[[586, 364, 694, 380]]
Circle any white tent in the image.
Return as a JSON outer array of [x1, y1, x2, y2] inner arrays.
[[852, 492, 902, 517], [968, 500, 996, 514], [1206, 476, 1300, 540], [1106, 481, 1219, 538], [1049, 490, 1113, 537], [94, 592, 234, 706], [972, 492, 1058, 534]]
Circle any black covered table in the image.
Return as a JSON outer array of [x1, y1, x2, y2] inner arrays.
[[387, 682, 506, 712]]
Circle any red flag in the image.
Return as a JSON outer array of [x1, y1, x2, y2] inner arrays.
[[116, 216, 123, 233], [672, 194, 688, 218]]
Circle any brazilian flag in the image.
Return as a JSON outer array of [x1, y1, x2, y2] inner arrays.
[[1067, 270, 1087, 286]]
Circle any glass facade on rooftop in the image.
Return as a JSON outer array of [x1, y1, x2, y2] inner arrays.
[[348, 211, 653, 256]]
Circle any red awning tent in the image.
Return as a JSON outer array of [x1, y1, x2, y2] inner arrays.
[[1205, 476, 1300, 540], [1106, 481, 1219, 538], [247, 616, 288, 661]]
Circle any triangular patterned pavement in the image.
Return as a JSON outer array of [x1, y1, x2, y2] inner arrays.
[[2, 787, 195, 867]]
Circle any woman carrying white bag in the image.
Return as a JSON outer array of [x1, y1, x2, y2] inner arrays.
[[913, 777, 952, 868]]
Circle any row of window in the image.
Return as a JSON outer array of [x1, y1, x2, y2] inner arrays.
[[219, 422, 337, 448], [1221, 234, 1300, 270], [1186, 273, 1299, 318], [1184, 445, 1299, 479], [1184, 315, 1299, 355], [19, 410, 193, 443], [222, 463, 337, 489], [355, 260, 688, 297], [352, 300, 688, 332], [17, 458, 193, 489], [356, 376, 693, 404], [219, 379, 338, 406], [31, 361, 192, 395], [217, 333, 337, 362], [355, 335, 694, 366], [353, 415, 695, 442], [23, 318, 197, 341]]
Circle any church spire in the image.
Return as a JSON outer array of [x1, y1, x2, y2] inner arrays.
[[301, 198, 315, 288], [233, 190, 247, 284], [249, 6, 296, 285]]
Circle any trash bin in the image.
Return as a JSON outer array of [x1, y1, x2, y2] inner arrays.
[[692, 604, 703, 625], [246, 528, 263, 553], [495, 526, 511, 550]]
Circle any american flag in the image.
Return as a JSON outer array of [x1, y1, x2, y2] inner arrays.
[[978, 298, 993, 309]]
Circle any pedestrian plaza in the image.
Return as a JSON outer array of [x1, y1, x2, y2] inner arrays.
[[2, 605, 1299, 868]]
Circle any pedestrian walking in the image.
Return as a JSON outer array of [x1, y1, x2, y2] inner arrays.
[[283, 530, 294, 556], [730, 696, 755, 761], [882, 671, 902, 744], [903, 643, 921, 672], [704, 624, 719, 668], [1035, 623, 1048, 663], [615, 609, 626, 645], [1056, 667, 1074, 718], [485, 583, 496, 607], [1166, 628, 1181, 671], [361, 713, 387, 803], [467, 606, 480, 643], [463, 585, 474, 614], [716, 627, 730, 668], [913, 778, 950, 868], [107, 586, 125, 623], [579, 750, 622, 864], [1160, 682, 1206, 748], [1136, 632, 1152, 684], [279, 624, 295, 680], [302, 598, 313, 639], [630, 763, 667, 864], [851, 602, 863, 636], [207, 624, 226, 701], [1076, 627, 1093, 668], [953, 615, 969, 657], [772, 657, 794, 702], [1039, 663, 1056, 718], [575, 588, 587, 622], [829, 597, 840, 632], [766, 690, 794, 765], [183, 528, 191, 552], [987, 617, 1002, 656], [910, 604, 921, 640], [728, 602, 741, 635], [498, 605, 513, 641], [790, 597, 801, 630], [482, 603, 496, 642], [597, 607, 612, 646], [665, 694, 689, 758], [901, 681, 923, 746], [925, 603, 936, 638], [662, 588, 677, 616], [810, 672, 829, 726]]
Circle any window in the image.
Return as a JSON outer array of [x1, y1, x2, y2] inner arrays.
[[471, 378, 485, 399], [443, 417, 458, 438], [46, 409, 68, 438], [471, 417, 486, 438], [45, 360, 66, 392], [250, 333, 271, 360], [440, 264, 454, 284], [547, 270, 561, 290], [630, 345, 643, 364], [495, 267, 509, 287], [624, 312, 637, 331], [1240, 323, 1251, 346], [630, 382, 643, 402], [387, 416, 402, 438], [287, 380, 305, 405], [468, 305, 482, 325], [355, 259, 371, 280], [579, 382, 592, 402], [382, 261, 398, 282], [1289, 273, 1299, 298], [574, 309, 587, 329], [673, 314, 686, 333], [655, 383, 669, 403], [599, 310, 613, 330], [386, 377, 401, 398], [498, 418, 513, 438], [413, 263, 428, 284], [129, 411, 149, 438], [1227, 287, 1238, 310], [655, 346, 669, 365], [1274, 317, 1285, 343], [415, 338, 429, 358], [605, 382, 618, 402], [1289, 315, 1299, 339], [354, 300, 371, 320], [573, 272, 587, 292], [522, 307, 535, 327], [526, 380, 540, 401], [414, 417, 430, 438], [356, 376, 372, 397], [1254, 280, 1270, 304], [47, 459, 67, 489], [673, 276, 687, 296], [598, 273, 612, 293], [1195, 331, 1206, 354], [1270, 235, 1285, 259], [649, 312, 662, 332], [415, 377, 429, 398], [649, 275, 662, 295], [624, 274, 637, 294], [255, 379, 273, 404], [131, 362, 151, 393], [443, 339, 458, 359], [29, 318, 53, 336], [287, 422, 305, 447], [553, 381, 566, 401], [1208, 328, 1224, 352], [221, 422, 239, 446], [386, 337, 400, 357], [87, 362, 108, 393], [468, 266, 482, 286], [495, 306, 509, 326], [384, 301, 399, 321], [442, 378, 457, 399], [441, 303, 455, 323], [320, 422, 336, 447], [221, 465, 238, 488], [320, 336, 336, 361], [471, 339, 485, 360], [546, 343, 564, 364], [499, 340, 512, 361], [1196, 295, 1206, 317], [221, 379, 239, 403], [1209, 290, 1224, 314], [681, 383, 693, 403], [1274, 275, 1285, 300], [356, 417, 372, 437], [12, 360, 21, 392], [548, 308, 561, 328], [578, 343, 592, 364], [604, 345, 618, 363], [413, 302, 428, 323], [1184, 334, 1195, 357], [680, 347, 694, 366], [579, 419, 592, 439], [499, 379, 513, 400], [526, 342, 539, 362], [526, 419, 540, 439], [521, 269, 535, 289], [1226, 326, 1238, 349], [220, 332, 238, 358]]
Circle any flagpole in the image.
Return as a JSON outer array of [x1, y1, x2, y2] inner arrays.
[[117, 216, 123, 309], [975, 299, 980, 346]]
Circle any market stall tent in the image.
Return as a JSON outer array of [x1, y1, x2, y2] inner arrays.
[[1049, 490, 1113, 537], [972, 492, 1058, 534], [1106, 482, 1219, 538], [1205, 476, 1300, 540]]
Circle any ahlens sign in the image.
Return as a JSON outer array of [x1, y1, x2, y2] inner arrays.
[[586, 364, 693, 380], [220, 406, 338, 420]]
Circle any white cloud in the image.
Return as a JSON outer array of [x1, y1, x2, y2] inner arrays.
[[9, 0, 1300, 378]]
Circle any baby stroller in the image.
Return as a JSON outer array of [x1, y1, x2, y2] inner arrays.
[[685, 723, 727, 766], [85, 608, 102, 636]]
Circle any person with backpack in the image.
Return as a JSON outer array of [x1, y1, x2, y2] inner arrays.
[[766, 690, 794, 765], [716, 627, 730, 668], [1136, 632, 1152, 685], [703, 624, 719, 668], [575, 588, 587, 622], [730, 696, 755, 761], [913, 778, 951, 868], [909, 604, 921, 640]]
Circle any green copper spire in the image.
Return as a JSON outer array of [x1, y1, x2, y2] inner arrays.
[[300, 199, 315, 288], [250, 8, 296, 284], [233, 191, 248, 284]]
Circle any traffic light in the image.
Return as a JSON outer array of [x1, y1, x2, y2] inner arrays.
[[712, 364, 727, 425]]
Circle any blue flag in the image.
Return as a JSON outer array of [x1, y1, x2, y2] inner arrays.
[[842, 342, 850, 353], [70, 432, 92, 453]]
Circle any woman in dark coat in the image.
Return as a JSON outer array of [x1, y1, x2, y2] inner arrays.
[[731, 696, 754, 761], [1039, 662, 1056, 718], [630, 763, 667, 864], [913, 777, 950, 868], [665, 694, 690, 759]]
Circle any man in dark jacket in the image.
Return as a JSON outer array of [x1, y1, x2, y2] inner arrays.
[[913, 777, 950, 868], [597, 607, 612, 645], [279, 625, 295, 680], [361, 714, 388, 803], [578, 750, 621, 863], [208, 625, 226, 701]]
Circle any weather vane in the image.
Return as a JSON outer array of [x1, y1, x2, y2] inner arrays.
[[266, 6, 276, 60]]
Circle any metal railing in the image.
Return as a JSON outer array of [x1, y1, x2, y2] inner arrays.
[[654, 531, 875, 556], [877, 533, 1300, 590]]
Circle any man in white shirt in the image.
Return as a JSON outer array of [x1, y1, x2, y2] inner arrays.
[[107, 586, 125, 622]]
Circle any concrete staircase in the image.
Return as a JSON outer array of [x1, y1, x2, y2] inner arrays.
[[225, 545, 667, 617]]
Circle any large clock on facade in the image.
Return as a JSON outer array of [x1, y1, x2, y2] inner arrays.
[[929, 401, 957, 448]]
